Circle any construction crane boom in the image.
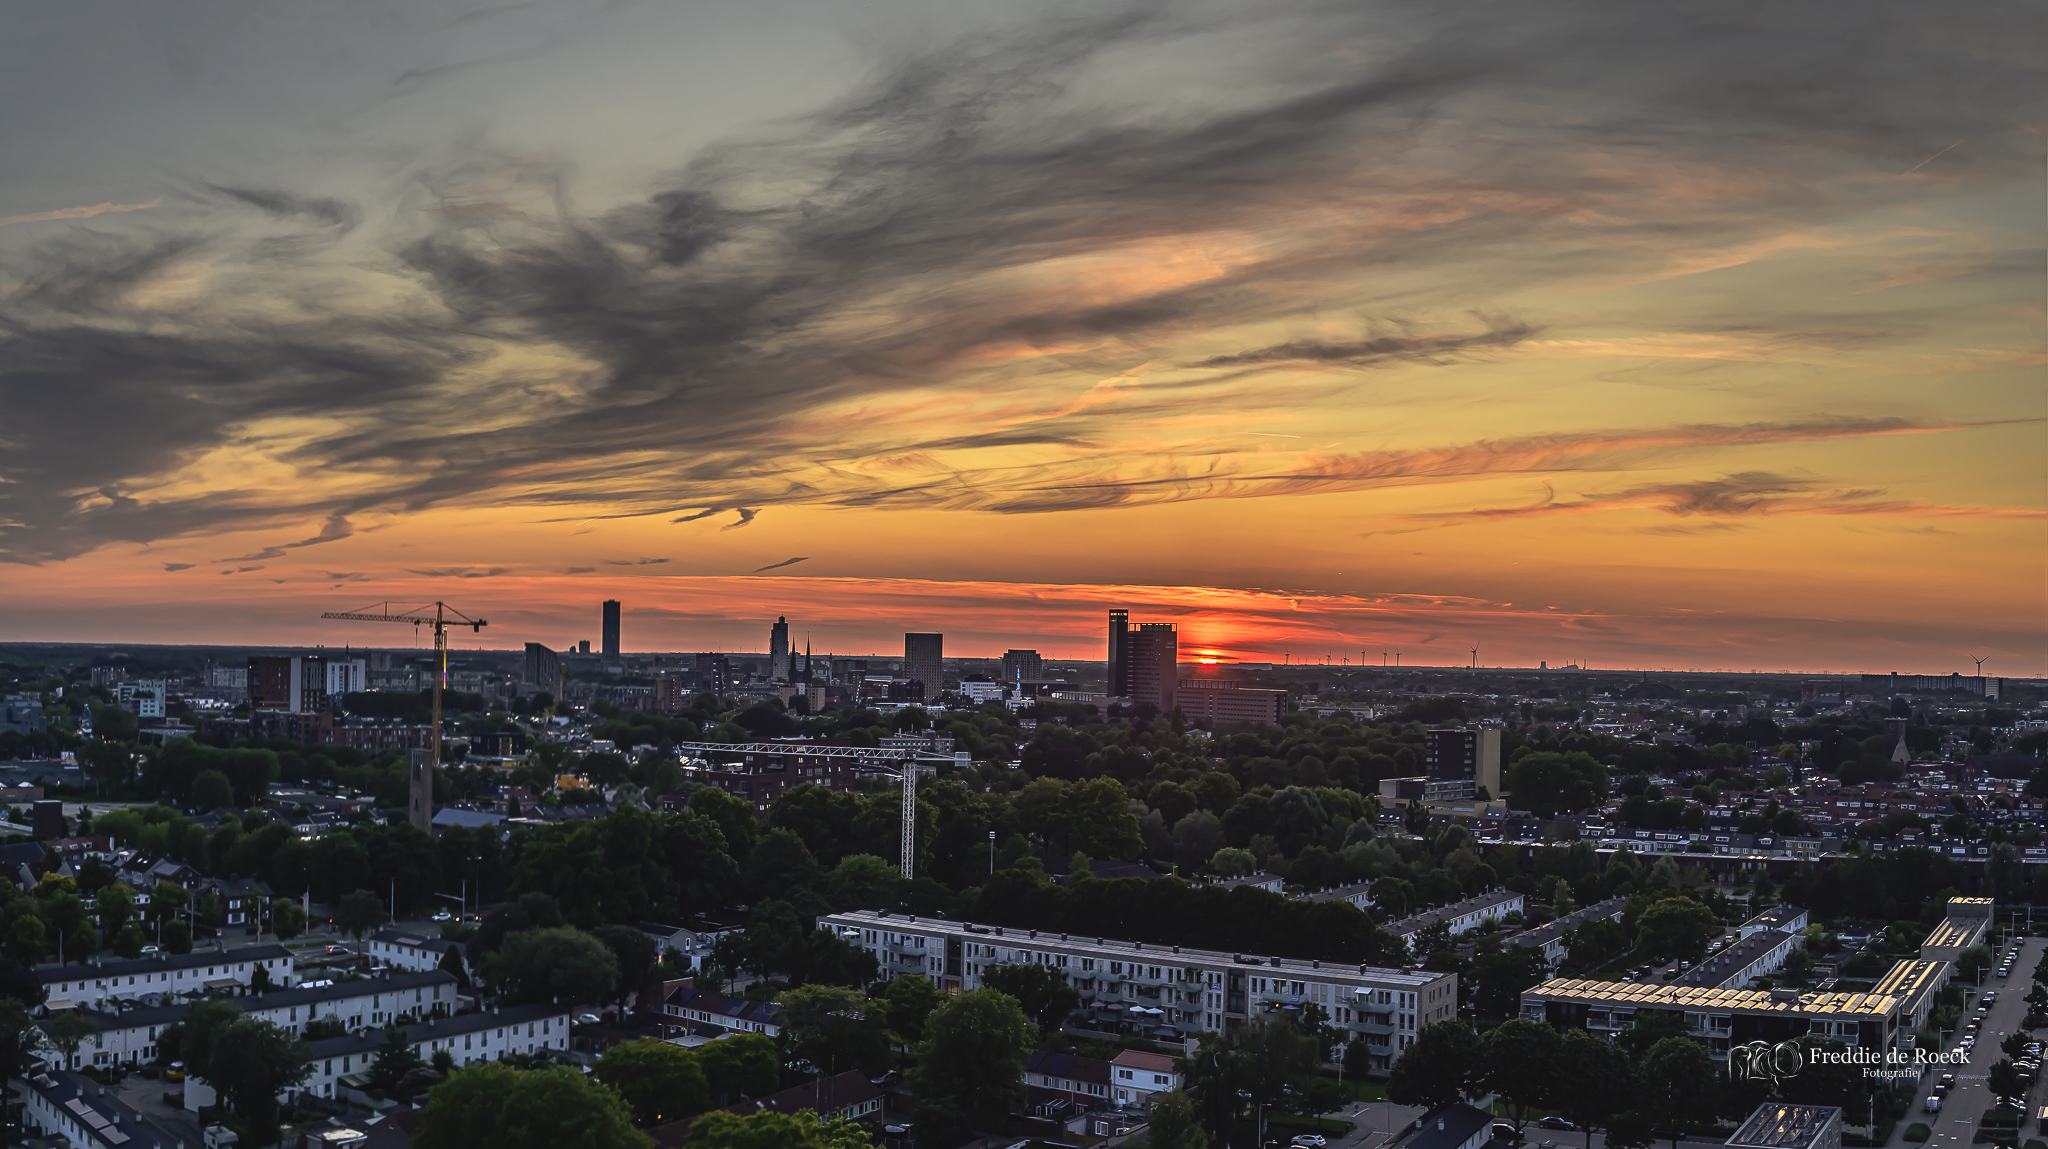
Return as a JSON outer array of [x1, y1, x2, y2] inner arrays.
[[320, 600, 488, 832]]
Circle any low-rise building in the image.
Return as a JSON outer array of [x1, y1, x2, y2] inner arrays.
[[20, 1068, 189, 1148], [37, 944, 297, 1011], [726, 1069, 883, 1124], [299, 1003, 569, 1100], [1407, 1103, 1495, 1149], [1023, 1049, 1112, 1110], [1740, 905, 1810, 938], [659, 986, 784, 1039], [1382, 891, 1526, 944], [1504, 897, 1629, 966], [1519, 979, 1903, 1062], [1110, 1049, 1183, 1108], [366, 929, 467, 974], [819, 909, 1456, 1069], [1673, 929, 1800, 990]]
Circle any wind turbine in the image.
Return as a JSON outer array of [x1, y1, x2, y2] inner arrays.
[[1470, 646, 1479, 671], [1971, 655, 1988, 675]]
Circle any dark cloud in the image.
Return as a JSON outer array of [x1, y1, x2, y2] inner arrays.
[[1188, 319, 1540, 369], [753, 556, 810, 573], [1, 1, 2037, 563], [405, 566, 511, 578], [602, 557, 670, 566], [162, 562, 193, 571]]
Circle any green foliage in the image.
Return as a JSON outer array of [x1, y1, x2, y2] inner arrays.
[[875, 974, 944, 1044], [1136, 1090, 1210, 1149], [698, 1032, 779, 1105], [777, 984, 889, 1076], [206, 1017, 312, 1135], [687, 1109, 876, 1149], [911, 988, 1035, 1118], [979, 962, 1082, 1033], [336, 888, 386, 940], [1637, 1037, 1716, 1148], [414, 1062, 651, 1149], [485, 926, 621, 1006], [595, 1039, 710, 1126], [1503, 751, 1610, 818], [47, 1011, 100, 1067], [1632, 896, 1720, 963], [1388, 1020, 1479, 1111]]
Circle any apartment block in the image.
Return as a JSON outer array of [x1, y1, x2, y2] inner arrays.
[[819, 909, 1456, 1069]]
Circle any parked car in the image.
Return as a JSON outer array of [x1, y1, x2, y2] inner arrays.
[[1492, 1125, 1525, 1143], [1933, 1082, 1951, 1097], [140, 945, 159, 955], [1537, 1117, 1579, 1131], [432, 911, 453, 922], [1985, 993, 1999, 1004], [1926, 1097, 1942, 1114], [1940, 1074, 1956, 1088], [1290, 1138, 1329, 1149], [165, 1063, 186, 1083]]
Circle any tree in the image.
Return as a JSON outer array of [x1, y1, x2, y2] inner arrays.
[[1989, 1058, 2026, 1103], [1634, 897, 1720, 963], [336, 888, 387, 941], [1637, 1037, 1715, 1149], [414, 1063, 651, 1149], [1607, 1109, 1657, 1149], [1054, 777, 1143, 861], [1555, 1027, 1636, 1149], [1481, 1019, 1562, 1130], [688, 1110, 876, 1148], [94, 882, 134, 937], [912, 988, 1035, 1118], [0, 996, 47, 1087], [1210, 847, 1256, 878], [777, 984, 889, 1077], [47, 1011, 99, 1070], [4, 916, 45, 965], [1468, 946, 1550, 1019], [159, 998, 244, 1073], [980, 962, 1082, 1033], [207, 1017, 311, 1135], [65, 922, 98, 965], [698, 1032, 779, 1105], [270, 897, 306, 942], [163, 920, 193, 955], [745, 828, 822, 902], [1137, 1090, 1209, 1149], [592, 924, 658, 1007], [191, 769, 234, 811], [369, 1024, 426, 1091], [596, 1039, 710, 1127], [1503, 752, 1609, 818], [824, 854, 902, 912], [1388, 1021, 1480, 1111], [485, 926, 621, 1006], [875, 973, 944, 1044], [439, 944, 470, 986]]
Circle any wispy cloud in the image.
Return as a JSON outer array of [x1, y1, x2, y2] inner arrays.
[[1420, 472, 2048, 525], [603, 557, 670, 566], [0, 199, 160, 229], [405, 566, 512, 578], [753, 556, 809, 573], [162, 562, 194, 571]]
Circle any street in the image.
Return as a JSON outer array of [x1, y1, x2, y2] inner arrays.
[[1891, 935, 2042, 1149]]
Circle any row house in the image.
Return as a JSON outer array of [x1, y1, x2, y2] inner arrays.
[[42, 970, 458, 1068], [367, 929, 468, 974], [301, 1003, 569, 1100], [1382, 890, 1526, 944], [660, 985, 784, 1039], [37, 944, 296, 1010]]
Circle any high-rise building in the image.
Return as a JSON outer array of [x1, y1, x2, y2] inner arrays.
[[770, 617, 791, 681], [1177, 677, 1286, 724], [1106, 610, 1132, 697], [694, 652, 733, 697], [904, 633, 944, 694], [579, 640, 591, 654], [248, 655, 330, 714], [522, 643, 561, 688], [602, 600, 621, 661], [324, 658, 368, 698], [1000, 649, 1043, 683], [1424, 728, 1502, 800], [1128, 623, 1177, 713]]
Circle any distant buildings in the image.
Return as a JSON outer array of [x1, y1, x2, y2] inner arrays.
[[904, 632, 944, 694], [1177, 677, 1286, 724], [1104, 610, 1177, 712], [247, 655, 359, 714], [1001, 649, 1043, 683], [1424, 728, 1502, 800], [601, 599, 621, 662], [522, 642, 560, 688]]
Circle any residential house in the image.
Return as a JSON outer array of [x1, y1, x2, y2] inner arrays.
[[1109, 1049, 1183, 1108], [300, 1002, 569, 1101], [367, 929, 468, 974], [659, 986, 784, 1039]]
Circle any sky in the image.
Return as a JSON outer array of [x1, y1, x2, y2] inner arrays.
[[0, 0, 2042, 672]]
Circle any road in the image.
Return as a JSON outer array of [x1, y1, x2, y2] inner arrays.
[[1892, 935, 2039, 1149]]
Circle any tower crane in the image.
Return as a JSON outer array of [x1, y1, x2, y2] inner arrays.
[[320, 602, 488, 827]]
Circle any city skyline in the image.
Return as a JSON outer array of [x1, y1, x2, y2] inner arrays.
[[0, 2, 2041, 673]]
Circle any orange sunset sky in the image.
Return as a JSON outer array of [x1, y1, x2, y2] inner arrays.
[[0, 2, 2042, 671]]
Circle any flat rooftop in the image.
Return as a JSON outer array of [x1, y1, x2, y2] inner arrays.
[[822, 909, 1447, 986], [1728, 1103, 1842, 1149], [1525, 978, 1900, 1018]]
